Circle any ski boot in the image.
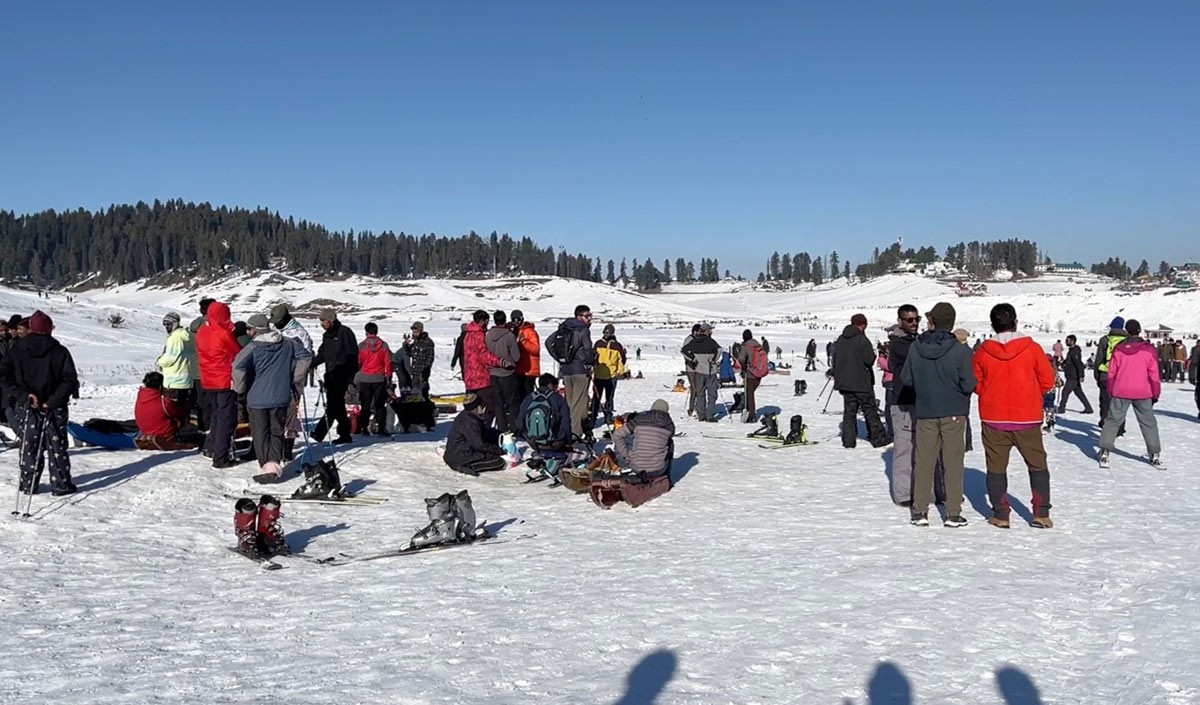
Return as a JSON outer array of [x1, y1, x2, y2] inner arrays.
[[256, 494, 290, 556], [234, 498, 263, 558], [728, 392, 745, 414], [783, 415, 807, 445], [452, 490, 480, 541], [794, 380, 808, 396], [747, 412, 779, 439], [291, 460, 345, 500], [409, 492, 455, 548]]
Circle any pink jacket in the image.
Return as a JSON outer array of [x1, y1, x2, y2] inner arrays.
[[1107, 339, 1161, 401], [462, 322, 500, 391], [876, 354, 893, 384]]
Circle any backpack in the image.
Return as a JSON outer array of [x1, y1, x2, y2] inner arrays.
[[545, 324, 574, 365], [748, 345, 769, 379], [524, 389, 557, 444]]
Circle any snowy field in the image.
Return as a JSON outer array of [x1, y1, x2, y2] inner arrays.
[[1, 275, 1198, 704]]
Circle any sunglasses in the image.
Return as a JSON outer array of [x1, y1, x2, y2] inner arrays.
[[581, 313, 593, 320], [901, 316, 920, 323]]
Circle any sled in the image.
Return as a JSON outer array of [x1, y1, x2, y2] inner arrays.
[[68, 420, 250, 451], [589, 470, 671, 509]]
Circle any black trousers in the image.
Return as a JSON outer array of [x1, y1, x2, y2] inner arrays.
[[1057, 378, 1093, 413], [164, 387, 194, 424], [451, 455, 507, 476], [194, 386, 211, 431], [207, 389, 238, 464], [840, 391, 888, 448], [357, 381, 389, 434], [312, 382, 352, 442], [590, 378, 617, 426], [248, 406, 288, 465], [467, 386, 497, 430], [491, 374, 520, 434]]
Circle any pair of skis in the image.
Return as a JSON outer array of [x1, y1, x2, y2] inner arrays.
[[222, 492, 387, 507], [699, 432, 818, 450], [228, 530, 537, 570]]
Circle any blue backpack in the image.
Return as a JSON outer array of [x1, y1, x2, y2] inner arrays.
[[524, 389, 557, 445]]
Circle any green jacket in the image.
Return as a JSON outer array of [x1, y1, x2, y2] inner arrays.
[[1095, 331, 1127, 378], [156, 327, 197, 390]]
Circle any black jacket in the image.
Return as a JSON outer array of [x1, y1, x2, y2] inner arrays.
[[0, 334, 79, 410], [832, 325, 875, 393], [887, 328, 917, 407], [316, 321, 359, 385], [443, 409, 502, 468], [1064, 345, 1086, 381], [805, 340, 817, 358]]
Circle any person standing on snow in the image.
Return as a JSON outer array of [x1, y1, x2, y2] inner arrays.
[[1052, 339, 1064, 368], [510, 310, 540, 402], [805, 339, 818, 371], [1097, 319, 1162, 468], [312, 308, 358, 445], [1056, 335, 1093, 415], [551, 305, 597, 441], [1094, 317, 1128, 435], [236, 314, 305, 482], [591, 323, 627, 429], [0, 311, 78, 495], [196, 301, 243, 468], [826, 340, 835, 367], [356, 322, 393, 436], [462, 310, 502, 429], [682, 323, 702, 418], [406, 321, 435, 399], [973, 303, 1055, 529], [900, 302, 976, 527], [736, 329, 766, 423], [485, 310, 521, 434], [833, 313, 889, 449], [681, 323, 722, 422], [269, 303, 314, 458], [156, 311, 197, 424]]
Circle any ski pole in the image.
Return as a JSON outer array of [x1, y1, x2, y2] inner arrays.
[[22, 411, 49, 518], [822, 389, 835, 415], [11, 407, 29, 516], [817, 376, 832, 401]]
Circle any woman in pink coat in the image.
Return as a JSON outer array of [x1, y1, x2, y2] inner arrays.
[[1098, 319, 1161, 467]]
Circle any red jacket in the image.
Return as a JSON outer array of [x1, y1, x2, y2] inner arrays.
[[196, 302, 241, 390], [134, 387, 180, 438], [462, 321, 500, 391], [357, 335, 393, 381], [973, 336, 1056, 425], [515, 322, 541, 377]]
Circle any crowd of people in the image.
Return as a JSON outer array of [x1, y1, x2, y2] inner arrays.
[[4, 292, 1195, 525]]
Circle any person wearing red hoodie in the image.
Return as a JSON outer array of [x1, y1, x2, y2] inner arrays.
[[356, 322, 393, 436], [511, 310, 541, 401], [1098, 319, 1162, 468], [973, 303, 1056, 529], [196, 301, 242, 468], [462, 310, 502, 429], [134, 372, 205, 450]]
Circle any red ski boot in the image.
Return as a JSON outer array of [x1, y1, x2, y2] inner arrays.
[[234, 498, 263, 558], [256, 494, 290, 556]]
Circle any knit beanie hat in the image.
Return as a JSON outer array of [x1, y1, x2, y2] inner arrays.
[[248, 314, 271, 332], [1109, 316, 1125, 331], [1125, 319, 1142, 337], [927, 302, 956, 330], [29, 310, 52, 334], [850, 313, 868, 327], [651, 399, 670, 413], [269, 303, 290, 327]]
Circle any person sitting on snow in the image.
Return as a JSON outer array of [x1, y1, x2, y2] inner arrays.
[[134, 372, 204, 450], [608, 398, 676, 479], [443, 392, 506, 476]]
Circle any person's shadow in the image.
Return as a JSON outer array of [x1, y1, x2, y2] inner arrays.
[[670, 452, 699, 486], [996, 665, 1044, 704], [867, 661, 912, 704], [612, 650, 677, 705]]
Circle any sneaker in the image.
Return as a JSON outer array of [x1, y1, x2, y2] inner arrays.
[[1031, 516, 1054, 529], [987, 516, 1011, 529], [1097, 449, 1110, 469], [897, 500, 913, 508], [1149, 453, 1163, 467], [943, 515, 968, 528], [332, 436, 354, 446], [910, 511, 929, 527], [212, 457, 242, 469]]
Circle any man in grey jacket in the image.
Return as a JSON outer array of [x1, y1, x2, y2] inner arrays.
[[610, 399, 676, 478], [235, 314, 311, 483], [486, 310, 522, 434], [554, 305, 596, 441], [682, 323, 701, 417], [899, 302, 977, 528], [681, 323, 721, 421]]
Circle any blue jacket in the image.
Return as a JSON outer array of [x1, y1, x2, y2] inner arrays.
[[235, 330, 298, 409], [899, 329, 977, 419]]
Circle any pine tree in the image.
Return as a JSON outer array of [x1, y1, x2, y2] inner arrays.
[[607, 259, 616, 284], [812, 257, 825, 286], [829, 251, 840, 280]]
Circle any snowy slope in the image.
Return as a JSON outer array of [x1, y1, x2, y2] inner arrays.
[[0, 279, 1198, 704]]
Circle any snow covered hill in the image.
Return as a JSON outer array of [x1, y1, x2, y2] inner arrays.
[[1, 275, 1198, 704]]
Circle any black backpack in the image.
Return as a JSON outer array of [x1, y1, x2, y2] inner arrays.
[[545, 324, 574, 365]]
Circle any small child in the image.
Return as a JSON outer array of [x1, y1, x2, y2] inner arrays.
[[1043, 354, 1062, 432]]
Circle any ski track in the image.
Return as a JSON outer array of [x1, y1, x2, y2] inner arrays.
[[1, 283, 1198, 704]]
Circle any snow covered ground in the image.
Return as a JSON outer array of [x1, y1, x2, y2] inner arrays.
[[1, 276, 1198, 704]]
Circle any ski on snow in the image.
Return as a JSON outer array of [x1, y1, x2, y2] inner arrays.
[[318, 532, 538, 566], [222, 492, 388, 506], [758, 441, 820, 450]]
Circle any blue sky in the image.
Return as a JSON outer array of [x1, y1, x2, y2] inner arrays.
[[1, 1, 1196, 276]]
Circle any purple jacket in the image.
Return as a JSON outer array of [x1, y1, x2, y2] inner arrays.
[[1107, 338, 1161, 401]]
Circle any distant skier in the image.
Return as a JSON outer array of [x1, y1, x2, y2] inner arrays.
[[805, 339, 817, 371]]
